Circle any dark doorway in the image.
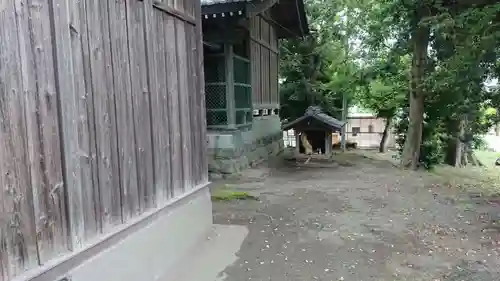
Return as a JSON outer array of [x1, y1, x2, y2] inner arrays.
[[299, 130, 327, 154]]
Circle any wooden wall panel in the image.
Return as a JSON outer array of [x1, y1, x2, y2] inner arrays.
[[148, 5, 170, 205], [176, 20, 193, 191], [108, 0, 139, 220], [86, 0, 121, 232], [127, 0, 155, 212], [251, 41, 257, 105], [0, 0, 206, 278], [51, 0, 92, 250], [165, 15, 183, 198], [17, 0, 72, 263], [261, 45, 266, 105], [249, 15, 280, 109], [186, 25, 199, 185], [0, 2, 39, 277], [72, 0, 100, 243], [194, 0, 208, 184]]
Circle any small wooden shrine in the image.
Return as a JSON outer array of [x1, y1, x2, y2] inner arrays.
[[282, 106, 346, 155]]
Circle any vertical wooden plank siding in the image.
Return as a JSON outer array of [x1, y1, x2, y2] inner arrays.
[[108, 0, 140, 220], [260, 18, 266, 105], [100, 0, 122, 228], [157, 8, 176, 200], [145, 2, 165, 205], [68, 0, 100, 243], [187, 25, 202, 185], [175, 20, 192, 192], [76, 0, 101, 242], [126, 0, 155, 211], [250, 18, 257, 105], [85, 0, 121, 232], [194, 0, 208, 184], [0, 1, 39, 277], [165, 15, 183, 197], [250, 15, 280, 109], [0, 0, 206, 278], [270, 27, 279, 105], [154, 7, 173, 203], [16, 0, 69, 265], [50, 0, 88, 250], [256, 19, 263, 106], [185, 25, 195, 184]]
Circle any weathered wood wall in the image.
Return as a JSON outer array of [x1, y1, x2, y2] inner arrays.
[[0, 0, 207, 280], [249, 14, 279, 111]]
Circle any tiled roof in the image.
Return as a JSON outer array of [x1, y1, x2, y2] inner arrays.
[[282, 106, 346, 131], [200, 0, 249, 6]]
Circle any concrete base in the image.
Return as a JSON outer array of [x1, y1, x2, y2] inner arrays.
[[164, 224, 249, 281], [207, 116, 284, 175], [25, 186, 213, 281]]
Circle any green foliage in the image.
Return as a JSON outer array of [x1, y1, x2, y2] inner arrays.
[[395, 108, 445, 170], [211, 188, 259, 201], [279, 0, 366, 121], [279, 0, 500, 168], [356, 54, 410, 119]]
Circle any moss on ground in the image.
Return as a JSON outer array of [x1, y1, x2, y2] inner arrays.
[[211, 188, 259, 202]]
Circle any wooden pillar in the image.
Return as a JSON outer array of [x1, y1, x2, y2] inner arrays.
[[325, 133, 332, 155], [225, 43, 236, 128], [341, 92, 347, 152], [295, 131, 300, 155]]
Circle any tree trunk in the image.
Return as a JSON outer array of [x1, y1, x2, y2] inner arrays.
[[444, 118, 465, 167], [400, 21, 430, 170], [379, 117, 392, 153], [495, 123, 500, 136]]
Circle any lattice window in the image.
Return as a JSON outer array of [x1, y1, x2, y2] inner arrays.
[[205, 54, 228, 128], [234, 56, 252, 127]]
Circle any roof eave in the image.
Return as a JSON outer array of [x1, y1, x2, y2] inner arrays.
[[201, 0, 309, 38]]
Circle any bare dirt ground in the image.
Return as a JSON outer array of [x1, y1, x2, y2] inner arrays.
[[212, 153, 500, 281]]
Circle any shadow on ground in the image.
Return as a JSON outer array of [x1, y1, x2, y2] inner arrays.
[[211, 153, 500, 281]]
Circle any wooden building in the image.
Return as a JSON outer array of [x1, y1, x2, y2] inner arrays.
[[0, 1, 210, 281], [282, 107, 345, 155], [201, 0, 308, 174]]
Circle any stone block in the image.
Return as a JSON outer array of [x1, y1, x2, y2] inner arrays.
[[207, 133, 284, 174]]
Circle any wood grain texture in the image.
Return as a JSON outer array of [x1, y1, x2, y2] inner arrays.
[[174, 0, 183, 14], [164, 15, 183, 197], [126, 0, 155, 212], [249, 15, 281, 108], [68, 0, 99, 244], [175, 20, 193, 190], [193, 0, 208, 183], [0, 0, 39, 277], [0, 0, 206, 278], [108, 0, 139, 221], [151, 9, 173, 203], [75, 0, 101, 242], [144, 0, 161, 206], [49, 0, 87, 250], [186, 25, 199, 185], [20, 0, 70, 262], [86, 0, 121, 231]]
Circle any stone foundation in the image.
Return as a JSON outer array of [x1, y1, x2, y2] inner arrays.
[[208, 133, 284, 175]]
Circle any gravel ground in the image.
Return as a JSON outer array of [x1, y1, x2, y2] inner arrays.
[[212, 154, 500, 281]]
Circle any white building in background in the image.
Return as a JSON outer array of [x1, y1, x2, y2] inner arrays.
[[283, 105, 396, 150], [283, 129, 297, 148], [484, 134, 500, 152], [344, 106, 396, 149]]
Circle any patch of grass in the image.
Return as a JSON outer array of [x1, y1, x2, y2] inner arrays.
[[432, 165, 500, 195], [475, 150, 500, 168], [432, 150, 500, 195], [211, 188, 259, 202]]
